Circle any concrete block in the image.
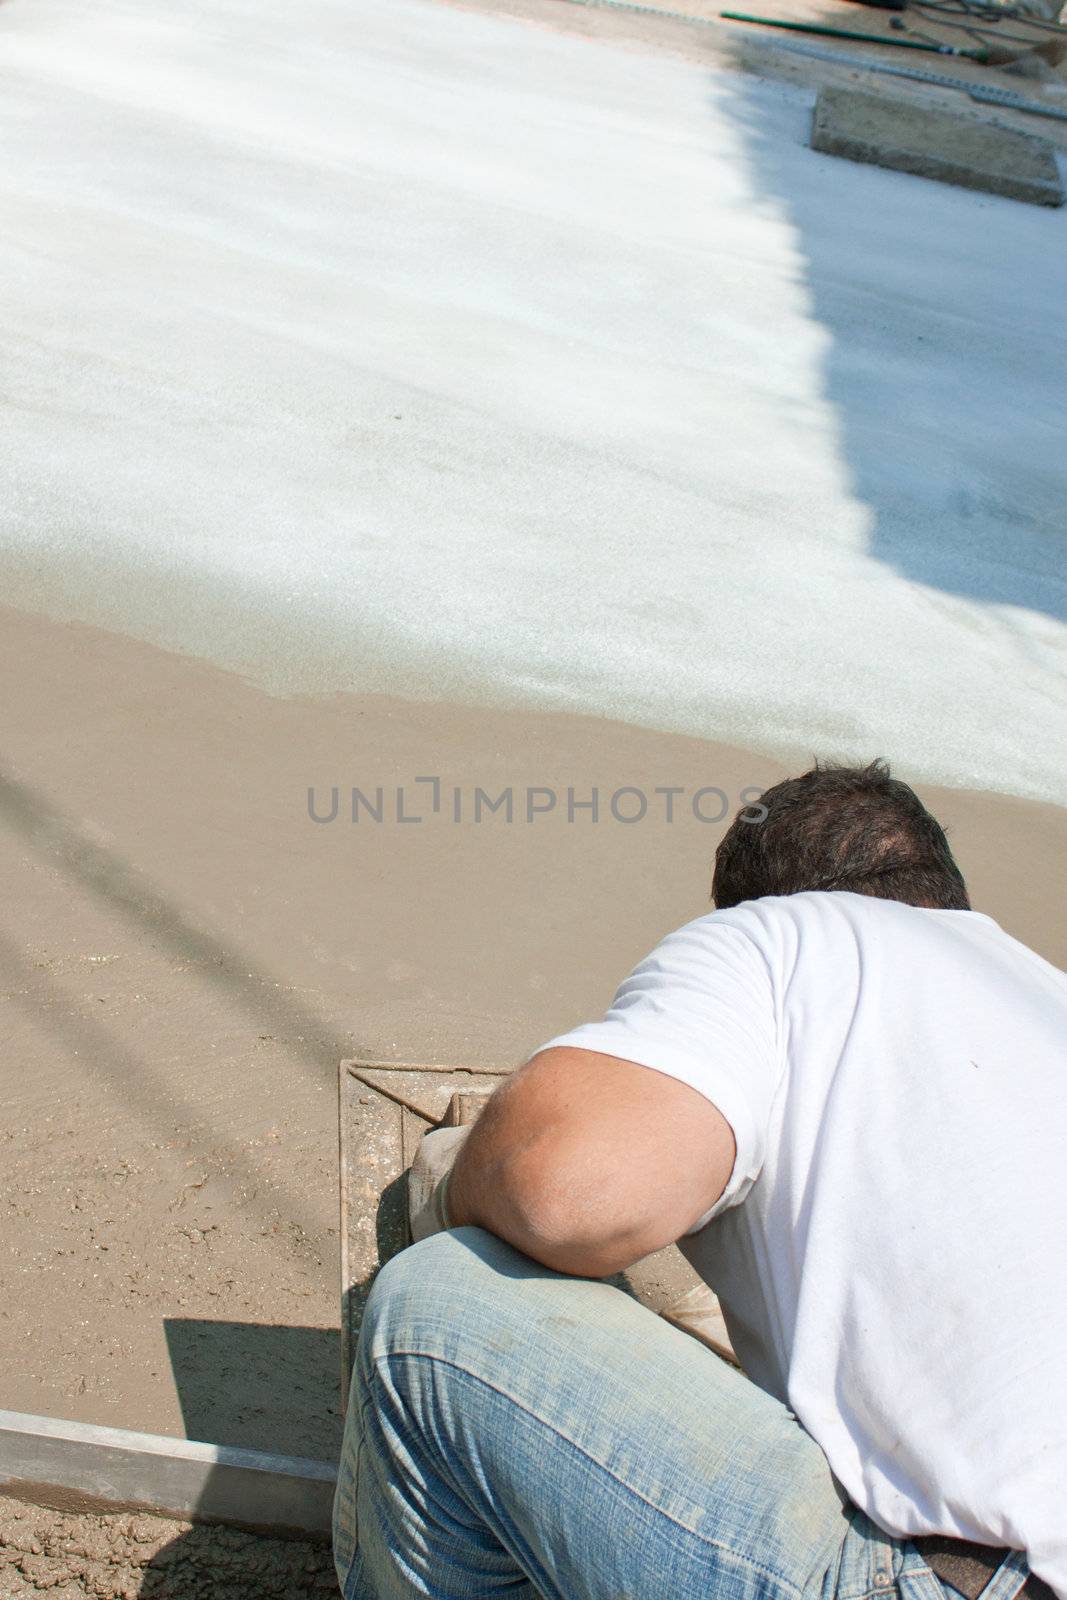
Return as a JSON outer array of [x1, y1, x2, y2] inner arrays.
[[810, 85, 1065, 206]]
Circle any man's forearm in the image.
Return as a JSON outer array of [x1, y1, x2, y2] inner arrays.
[[427, 1047, 734, 1278], [446, 1126, 649, 1278], [407, 1116, 615, 1270]]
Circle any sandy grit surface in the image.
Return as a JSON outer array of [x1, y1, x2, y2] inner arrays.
[[1, 603, 1064, 1465], [0, 1493, 333, 1599]]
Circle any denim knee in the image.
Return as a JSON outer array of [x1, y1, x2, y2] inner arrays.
[[360, 1226, 521, 1363]]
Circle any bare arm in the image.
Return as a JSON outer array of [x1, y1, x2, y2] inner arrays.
[[446, 1046, 736, 1278]]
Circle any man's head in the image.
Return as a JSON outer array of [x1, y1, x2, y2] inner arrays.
[[713, 760, 970, 912]]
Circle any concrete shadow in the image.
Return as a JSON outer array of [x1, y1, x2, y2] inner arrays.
[[0, 760, 361, 1086], [164, 1319, 342, 1460]]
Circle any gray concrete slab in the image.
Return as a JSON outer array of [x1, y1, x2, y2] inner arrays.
[[4, 0, 1067, 804], [810, 85, 1065, 205]]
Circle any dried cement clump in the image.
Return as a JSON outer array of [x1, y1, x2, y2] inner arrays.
[[0, 1494, 336, 1599]]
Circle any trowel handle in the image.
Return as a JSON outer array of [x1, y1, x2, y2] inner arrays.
[[441, 1090, 491, 1128]]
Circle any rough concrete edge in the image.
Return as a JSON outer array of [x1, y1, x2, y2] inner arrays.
[[0, 1411, 337, 1538], [811, 99, 1065, 205]]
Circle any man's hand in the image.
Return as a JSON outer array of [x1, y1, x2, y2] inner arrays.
[[408, 1124, 470, 1242], [446, 1047, 735, 1278]]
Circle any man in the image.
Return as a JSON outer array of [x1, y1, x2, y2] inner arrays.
[[334, 761, 1066, 1600]]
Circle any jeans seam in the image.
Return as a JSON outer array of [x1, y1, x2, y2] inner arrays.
[[333, 1430, 363, 1579], [372, 1347, 815, 1598]]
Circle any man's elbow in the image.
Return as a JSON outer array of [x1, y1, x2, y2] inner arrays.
[[504, 1195, 634, 1278], [451, 1148, 654, 1279]]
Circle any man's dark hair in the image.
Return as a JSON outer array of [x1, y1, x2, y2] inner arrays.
[[713, 761, 970, 912]]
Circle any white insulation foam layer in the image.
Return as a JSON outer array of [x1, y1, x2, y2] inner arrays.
[[0, 0, 1064, 800]]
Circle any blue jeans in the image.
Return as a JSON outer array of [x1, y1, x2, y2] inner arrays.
[[334, 1228, 1031, 1600]]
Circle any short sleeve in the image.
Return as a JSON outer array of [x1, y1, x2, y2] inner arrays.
[[540, 910, 783, 1228]]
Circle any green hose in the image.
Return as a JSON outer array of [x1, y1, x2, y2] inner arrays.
[[719, 11, 989, 60]]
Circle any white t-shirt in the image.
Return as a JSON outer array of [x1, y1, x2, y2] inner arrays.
[[546, 891, 1067, 1598]]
